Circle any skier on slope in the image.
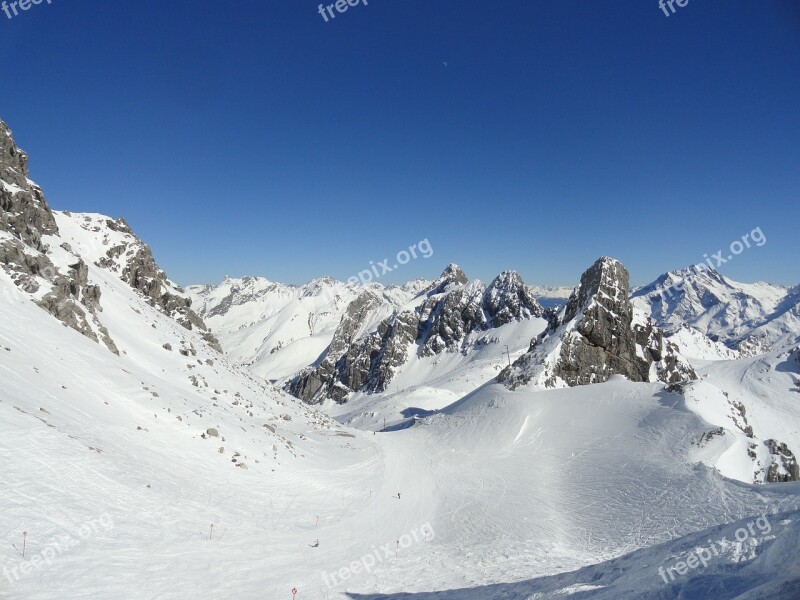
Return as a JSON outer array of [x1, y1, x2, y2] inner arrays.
[[310, 539, 319, 548]]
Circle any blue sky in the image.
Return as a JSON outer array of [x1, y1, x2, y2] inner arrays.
[[1, 0, 798, 287]]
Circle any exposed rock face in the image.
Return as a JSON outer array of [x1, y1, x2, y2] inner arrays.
[[287, 289, 386, 402], [288, 266, 544, 404], [430, 263, 468, 289], [0, 118, 219, 355], [499, 257, 697, 389], [0, 121, 58, 251], [766, 440, 800, 483], [419, 280, 487, 356], [0, 121, 119, 353], [96, 216, 221, 351], [484, 271, 543, 327], [327, 289, 385, 359]]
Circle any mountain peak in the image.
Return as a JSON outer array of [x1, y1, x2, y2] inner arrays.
[[562, 256, 629, 323], [500, 257, 695, 389], [489, 270, 523, 287], [440, 263, 468, 284], [0, 119, 29, 177], [484, 270, 543, 326], [631, 265, 796, 352]]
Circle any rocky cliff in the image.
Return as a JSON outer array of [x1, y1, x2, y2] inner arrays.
[[288, 265, 544, 403], [499, 257, 696, 389], [0, 119, 219, 354]]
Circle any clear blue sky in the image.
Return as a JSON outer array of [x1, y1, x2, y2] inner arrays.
[[1, 0, 798, 287]]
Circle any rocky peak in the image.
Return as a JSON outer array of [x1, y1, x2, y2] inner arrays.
[[441, 263, 468, 285], [562, 257, 627, 324], [0, 120, 29, 177], [0, 118, 220, 355], [0, 120, 58, 250], [484, 270, 543, 327], [419, 279, 488, 355], [423, 263, 468, 296], [289, 267, 545, 404], [499, 257, 696, 389], [0, 120, 116, 351]]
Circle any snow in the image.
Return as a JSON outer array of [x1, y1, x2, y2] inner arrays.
[[0, 180, 22, 195], [186, 277, 421, 383], [5, 268, 800, 599], [631, 267, 798, 351], [666, 325, 741, 361], [329, 318, 548, 431], [2, 210, 800, 598]]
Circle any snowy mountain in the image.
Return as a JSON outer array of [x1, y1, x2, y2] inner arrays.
[[288, 265, 546, 404], [186, 276, 422, 382], [500, 257, 696, 389], [0, 120, 340, 469], [2, 116, 800, 599], [188, 254, 800, 488], [631, 266, 800, 355]]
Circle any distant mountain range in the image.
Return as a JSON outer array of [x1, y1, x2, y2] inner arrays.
[[631, 266, 800, 354]]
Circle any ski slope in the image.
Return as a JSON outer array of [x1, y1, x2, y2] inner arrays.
[[3, 277, 800, 600], [4, 233, 799, 598]]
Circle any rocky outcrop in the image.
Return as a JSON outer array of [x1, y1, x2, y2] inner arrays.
[[97, 216, 222, 352], [0, 118, 219, 355], [425, 263, 468, 294], [484, 271, 543, 327], [499, 257, 697, 389], [0, 121, 58, 251], [765, 440, 800, 483], [0, 121, 120, 353], [289, 266, 544, 404], [327, 289, 385, 359], [287, 289, 386, 402]]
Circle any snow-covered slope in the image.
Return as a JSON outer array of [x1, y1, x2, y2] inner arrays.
[[665, 324, 742, 361], [0, 118, 382, 598], [5, 298, 800, 599], [327, 377, 800, 599], [186, 276, 421, 382], [695, 344, 800, 483], [346, 508, 800, 599], [288, 266, 547, 404], [632, 267, 799, 354]]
